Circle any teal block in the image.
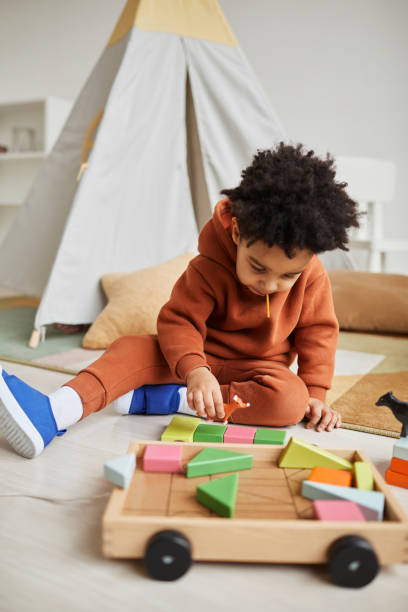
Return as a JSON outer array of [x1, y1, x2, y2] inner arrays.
[[193, 423, 227, 443], [302, 480, 385, 521], [254, 428, 286, 445], [104, 453, 136, 489], [393, 437, 408, 462], [187, 447, 253, 477]]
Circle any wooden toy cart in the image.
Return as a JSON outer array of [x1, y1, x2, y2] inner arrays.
[[102, 440, 408, 587]]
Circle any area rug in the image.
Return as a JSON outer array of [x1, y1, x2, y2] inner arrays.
[[331, 371, 408, 438], [1, 295, 407, 438], [0, 296, 100, 374]]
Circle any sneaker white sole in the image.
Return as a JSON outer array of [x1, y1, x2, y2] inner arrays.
[[0, 366, 44, 459]]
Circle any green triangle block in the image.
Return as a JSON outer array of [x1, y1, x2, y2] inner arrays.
[[193, 423, 227, 443], [278, 437, 352, 470], [187, 447, 253, 478], [254, 428, 287, 445], [197, 473, 239, 517]]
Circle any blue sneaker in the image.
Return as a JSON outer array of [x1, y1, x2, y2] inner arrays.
[[0, 366, 66, 459], [114, 384, 184, 416]]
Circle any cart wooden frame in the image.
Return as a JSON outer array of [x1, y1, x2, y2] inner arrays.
[[102, 440, 408, 574]]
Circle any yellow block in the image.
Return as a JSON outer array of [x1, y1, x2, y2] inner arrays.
[[353, 461, 374, 490], [107, 0, 238, 47], [278, 437, 353, 470], [161, 415, 201, 442]]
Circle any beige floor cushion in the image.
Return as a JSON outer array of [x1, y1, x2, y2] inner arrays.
[[82, 253, 194, 349], [328, 270, 408, 334]]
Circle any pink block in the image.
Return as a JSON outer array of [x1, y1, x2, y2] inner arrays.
[[223, 425, 257, 444], [313, 500, 366, 521], [143, 444, 183, 473]]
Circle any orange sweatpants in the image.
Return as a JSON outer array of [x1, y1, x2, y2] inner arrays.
[[65, 334, 308, 425]]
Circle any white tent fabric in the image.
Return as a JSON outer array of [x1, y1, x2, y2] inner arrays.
[[0, 0, 288, 342], [36, 30, 197, 328], [0, 0, 352, 344], [184, 38, 286, 201], [0, 35, 130, 298]]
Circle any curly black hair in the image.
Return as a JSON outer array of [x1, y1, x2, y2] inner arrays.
[[221, 143, 360, 257]]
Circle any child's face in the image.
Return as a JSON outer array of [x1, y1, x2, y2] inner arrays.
[[231, 218, 313, 295]]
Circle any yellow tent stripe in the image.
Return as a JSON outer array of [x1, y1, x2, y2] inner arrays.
[[77, 109, 104, 181], [107, 0, 238, 47]]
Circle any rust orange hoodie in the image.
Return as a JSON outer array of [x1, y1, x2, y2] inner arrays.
[[157, 200, 339, 401]]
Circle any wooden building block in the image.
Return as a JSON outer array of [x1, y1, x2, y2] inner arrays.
[[196, 473, 239, 517], [390, 456, 408, 476], [193, 423, 227, 443], [278, 437, 353, 470], [187, 447, 253, 478], [385, 469, 408, 489], [254, 428, 286, 445], [393, 437, 408, 462], [308, 466, 352, 487], [353, 461, 374, 490], [161, 415, 201, 442], [223, 425, 256, 444], [313, 500, 366, 521], [143, 444, 183, 473], [302, 480, 385, 521], [104, 453, 136, 489]]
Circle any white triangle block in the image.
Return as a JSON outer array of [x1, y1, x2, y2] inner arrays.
[[104, 453, 136, 488], [302, 480, 385, 521]]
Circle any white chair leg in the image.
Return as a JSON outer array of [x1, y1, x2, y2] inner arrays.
[[368, 249, 382, 273]]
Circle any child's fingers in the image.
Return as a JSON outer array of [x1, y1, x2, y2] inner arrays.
[[316, 408, 332, 432], [305, 409, 321, 429], [213, 390, 225, 421], [187, 390, 195, 412], [203, 391, 216, 419], [325, 412, 338, 432], [193, 391, 206, 418]]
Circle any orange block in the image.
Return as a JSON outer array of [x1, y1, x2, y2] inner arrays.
[[390, 456, 408, 476], [307, 466, 352, 487], [385, 469, 408, 489]]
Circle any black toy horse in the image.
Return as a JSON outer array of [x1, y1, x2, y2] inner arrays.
[[376, 391, 408, 438]]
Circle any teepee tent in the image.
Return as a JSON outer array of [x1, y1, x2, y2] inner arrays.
[[0, 0, 285, 346]]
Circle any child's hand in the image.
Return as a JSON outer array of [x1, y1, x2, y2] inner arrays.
[[186, 367, 225, 420], [304, 397, 341, 432]]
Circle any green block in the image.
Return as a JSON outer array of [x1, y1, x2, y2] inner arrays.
[[187, 447, 253, 478], [161, 415, 201, 442], [193, 423, 227, 443], [254, 428, 287, 445], [353, 461, 374, 490], [197, 473, 239, 517]]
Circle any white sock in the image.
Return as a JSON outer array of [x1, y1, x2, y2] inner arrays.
[[177, 387, 198, 416], [49, 386, 83, 430]]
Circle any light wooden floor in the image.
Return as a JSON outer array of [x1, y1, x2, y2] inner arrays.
[[0, 360, 407, 612]]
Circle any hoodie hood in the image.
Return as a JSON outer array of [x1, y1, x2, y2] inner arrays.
[[197, 199, 237, 277]]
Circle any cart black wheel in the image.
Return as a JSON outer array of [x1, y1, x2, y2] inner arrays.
[[328, 535, 379, 588], [144, 530, 192, 581]]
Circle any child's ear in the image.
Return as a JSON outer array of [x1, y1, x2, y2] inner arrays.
[[231, 217, 240, 245]]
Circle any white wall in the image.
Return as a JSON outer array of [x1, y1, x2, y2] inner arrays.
[[0, 0, 407, 271]]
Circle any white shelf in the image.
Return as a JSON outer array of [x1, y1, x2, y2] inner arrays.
[[0, 97, 72, 238]]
